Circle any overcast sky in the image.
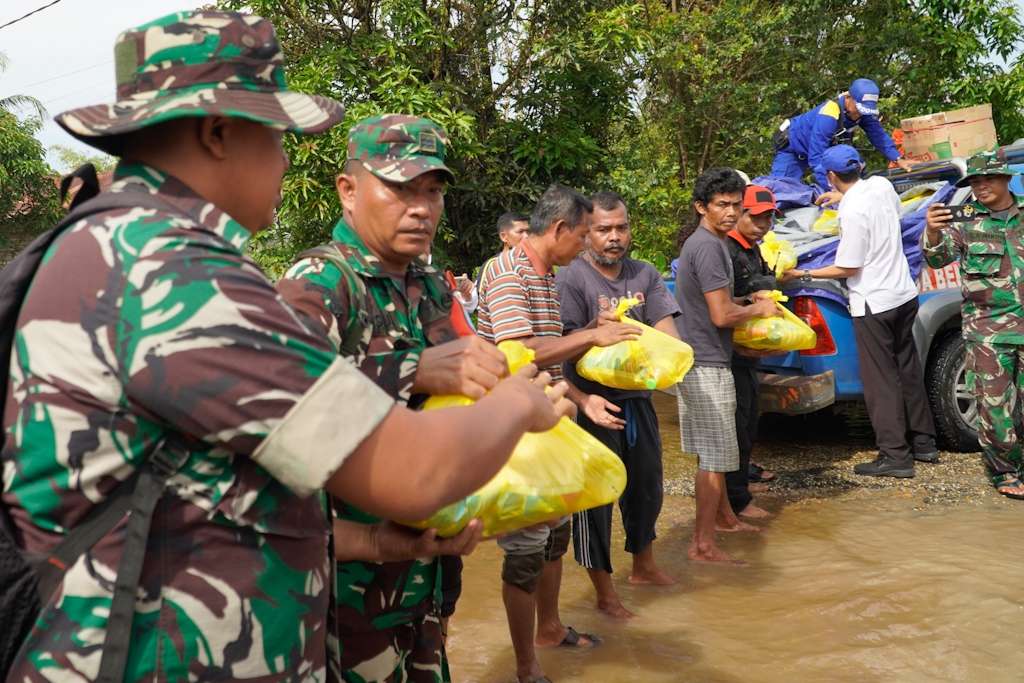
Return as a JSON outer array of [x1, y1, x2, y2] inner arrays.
[[0, 0, 196, 169]]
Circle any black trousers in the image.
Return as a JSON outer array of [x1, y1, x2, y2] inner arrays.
[[852, 298, 936, 463], [726, 363, 759, 513], [572, 397, 663, 573]]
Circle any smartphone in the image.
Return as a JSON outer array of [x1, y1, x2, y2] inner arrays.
[[943, 204, 979, 223]]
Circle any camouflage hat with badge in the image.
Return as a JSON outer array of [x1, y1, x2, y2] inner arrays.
[[348, 114, 456, 183], [955, 151, 1020, 187], [55, 11, 345, 155]]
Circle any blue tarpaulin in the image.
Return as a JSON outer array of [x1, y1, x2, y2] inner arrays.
[[787, 182, 957, 304], [750, 176, 828, 210]]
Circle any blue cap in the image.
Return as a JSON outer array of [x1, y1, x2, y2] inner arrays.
[[849, 78, 880, 116], [820, 145, 863, 172]]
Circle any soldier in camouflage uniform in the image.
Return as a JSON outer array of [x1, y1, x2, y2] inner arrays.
[[277, 115, 510, 683], [923, 151, 1024, 499], [1, 12, 571, 683]]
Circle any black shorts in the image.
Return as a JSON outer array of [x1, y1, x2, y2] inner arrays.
[[572, 396, 663, 573]]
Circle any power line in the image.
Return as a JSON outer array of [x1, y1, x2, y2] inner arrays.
[[0, 0, 67, 32], [0, 60, 111, 99], [42, 78, 111, 105]]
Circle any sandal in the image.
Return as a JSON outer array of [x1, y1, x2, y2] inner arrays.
[[749, 463, 775, 484], [994, 474, 1024, 500], [559, 626, 600, 647]]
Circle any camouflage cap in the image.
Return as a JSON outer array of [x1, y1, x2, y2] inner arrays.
[[348, 114, 456, 183], [55, 11, 345, 154], [955, 151, 1020, 187]]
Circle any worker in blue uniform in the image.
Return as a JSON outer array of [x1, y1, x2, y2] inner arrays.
[[770, 79, 914, 204]]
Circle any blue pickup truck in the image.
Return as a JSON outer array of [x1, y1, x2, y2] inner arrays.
[[668, 157, 1024, 452]]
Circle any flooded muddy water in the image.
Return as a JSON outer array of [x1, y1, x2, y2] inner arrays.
[[445, 394, 1024, 682]]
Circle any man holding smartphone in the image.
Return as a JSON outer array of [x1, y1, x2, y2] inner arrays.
[[923, 151, 1024, 500], [783, 145, 937, 478]]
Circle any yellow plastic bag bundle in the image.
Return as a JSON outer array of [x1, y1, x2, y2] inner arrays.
[[812, 209, 839, 235], [759, 232, 798, 278], [575, 299, 694, 390], [401, 341, 627, 538], [733, 292, 817, 351]]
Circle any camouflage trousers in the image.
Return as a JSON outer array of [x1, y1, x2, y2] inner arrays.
[[965, 341, 1024, 479], [339, 612, 450, 683]]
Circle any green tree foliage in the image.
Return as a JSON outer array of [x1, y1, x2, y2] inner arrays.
[[220, 0, 1024, 276], [50, 144, 117, 174], [0, 112, 61, 265]]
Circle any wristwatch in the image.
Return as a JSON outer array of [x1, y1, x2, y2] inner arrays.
[[742, 295, 754, 306], [801, 269, 812, 283]]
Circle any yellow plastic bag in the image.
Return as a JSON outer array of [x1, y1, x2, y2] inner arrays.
[[759, 232, 798, 278], [401, 341, 627, 538], [575, 299, 694, 390], [812, 209, 839, 235], [733, 292, 817, 351]]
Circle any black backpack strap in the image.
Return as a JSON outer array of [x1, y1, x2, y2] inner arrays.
[[95, 433, 191, 683], [296, 245, 372, 357], [59, 163, 100, 210], [1, 187, 192, 678]]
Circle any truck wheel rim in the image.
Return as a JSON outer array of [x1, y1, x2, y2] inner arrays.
[[954, 359, 979, 427]]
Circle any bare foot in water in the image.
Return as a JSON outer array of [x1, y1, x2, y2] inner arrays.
[[738, 503, 774, 519], [629, 567, 676, 585], [715, 519, 765, 533], [597, 600, 637, 619], [748, 482, 769, 494], [688, 544, 747, 565]]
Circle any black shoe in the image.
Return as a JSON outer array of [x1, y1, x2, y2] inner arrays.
[[913, 438, 940, 463], [853, 454, 914, 478]]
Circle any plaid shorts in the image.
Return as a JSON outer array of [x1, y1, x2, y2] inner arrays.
[[677, 366, 740, 473]]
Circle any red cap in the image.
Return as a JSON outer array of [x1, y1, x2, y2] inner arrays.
[[743, 185, 780, 216]]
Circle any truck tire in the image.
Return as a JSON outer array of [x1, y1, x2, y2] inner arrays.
[[925, 333, 1022, 451]]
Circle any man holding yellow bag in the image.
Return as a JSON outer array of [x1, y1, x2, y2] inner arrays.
[[555, 191, 681, 620]]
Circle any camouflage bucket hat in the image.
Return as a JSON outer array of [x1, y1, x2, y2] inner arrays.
[[348, 114, 456, 183], [55, 11, 345, 154], [955, 151, 1020, 187]]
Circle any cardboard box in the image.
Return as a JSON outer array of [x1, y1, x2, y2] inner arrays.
[[900, 104, 997, 162]]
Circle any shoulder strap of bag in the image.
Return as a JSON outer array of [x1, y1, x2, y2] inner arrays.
[[1, 168, 192, 682], [296, 245, 372, 357]]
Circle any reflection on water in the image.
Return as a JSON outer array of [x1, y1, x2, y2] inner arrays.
[[447, 497, 1023, 682], [446, 394, 1022, 681]]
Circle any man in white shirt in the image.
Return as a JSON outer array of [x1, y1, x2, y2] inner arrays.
[[783, 145, 938, 477]]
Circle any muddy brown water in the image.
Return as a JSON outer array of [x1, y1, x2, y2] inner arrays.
[[445, 394, 1024, 682]]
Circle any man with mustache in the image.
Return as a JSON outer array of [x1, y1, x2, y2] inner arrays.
[[554, 191, 681, 619], [276, 114, 513, 682], [923, 151, 1024, 499]]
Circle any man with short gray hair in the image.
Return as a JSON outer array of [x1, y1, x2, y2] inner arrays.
[[478, 184, 639, 683]]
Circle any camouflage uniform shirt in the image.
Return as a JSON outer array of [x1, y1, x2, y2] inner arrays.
[[2, 161, 395, 683], [922, 194, 1024, 344], [277, 218, 459, 635]]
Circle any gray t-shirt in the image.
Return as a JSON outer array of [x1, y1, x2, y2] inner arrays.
[[674, 225, 734, 367], [556, 256, 681, 401]]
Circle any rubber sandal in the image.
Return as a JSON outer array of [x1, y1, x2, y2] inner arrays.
[[994, 474, 1024, 500], [748, 463, 775, 483], [559, 626, 600, 647]]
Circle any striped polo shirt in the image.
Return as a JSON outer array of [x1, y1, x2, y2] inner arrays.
[[477, 238, 563, 380]]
